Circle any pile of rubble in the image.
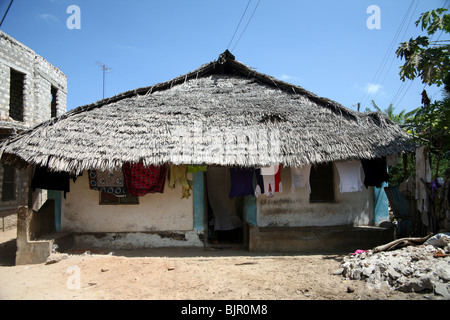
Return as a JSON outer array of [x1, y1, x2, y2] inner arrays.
[[337, 233, 450, 299]]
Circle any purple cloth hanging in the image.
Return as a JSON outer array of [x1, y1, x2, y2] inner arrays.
[[229, 168, 255, 198]]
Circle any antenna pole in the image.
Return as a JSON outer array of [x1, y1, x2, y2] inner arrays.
[[96, 62, 112, 99]]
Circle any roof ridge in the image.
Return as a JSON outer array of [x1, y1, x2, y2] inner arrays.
[[68, 51, 357, 121]]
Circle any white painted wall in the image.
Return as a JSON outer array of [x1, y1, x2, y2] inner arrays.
[[257, 166, 373, 227], [63, 165, 373, 234], [62, 171, 194, 232]]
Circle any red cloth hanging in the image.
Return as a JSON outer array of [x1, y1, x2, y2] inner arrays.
[[274, 164, 282, 192], [123, 163, 167, 196]]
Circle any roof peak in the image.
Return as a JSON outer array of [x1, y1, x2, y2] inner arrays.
[[65, 50, 358, 122], [218, 50, 235, 64]]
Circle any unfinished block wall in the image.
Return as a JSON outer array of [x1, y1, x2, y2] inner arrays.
[[0, 31, 67, 218], [0, 31, 67, 125]]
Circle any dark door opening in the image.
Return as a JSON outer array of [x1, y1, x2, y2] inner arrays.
[[205, 166, 244, 245]]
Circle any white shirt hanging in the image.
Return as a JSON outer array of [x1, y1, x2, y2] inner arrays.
[[335, 160, 363, 193], [290, 165, 311, 193]]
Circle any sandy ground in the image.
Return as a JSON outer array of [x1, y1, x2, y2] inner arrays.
[[0, 227, 429, 301]]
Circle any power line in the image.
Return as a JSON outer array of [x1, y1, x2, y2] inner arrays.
[[360, 0, 417, 109], [0, 0, 14, 28], [230, 0, 261, 52], [390, 0, 450, 107], [391, 80, 412, 106], [394, 80, 414, 106], [385, 0, 420, 107], [360, 0, 416, 108], [395, 0, 450, 106], [366, 0, 449, 110], [227, 0, 252, 50]]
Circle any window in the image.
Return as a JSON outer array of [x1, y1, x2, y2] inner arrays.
[[2, 165, 16, 201], [51, 86, 58, 118], [9, 69, 25, 122], [100, 192, 139, 205], [309, 162, 335, 203]]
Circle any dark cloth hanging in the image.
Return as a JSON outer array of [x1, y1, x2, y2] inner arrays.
[[255, 168, 265, 195], [361, 157, 389, 188], [31, 166, 71, 198], [229, 167, 255, 198], [122, 163, 167, 196]]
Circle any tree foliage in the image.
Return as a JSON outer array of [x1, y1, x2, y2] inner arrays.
[[396, 8, 450, 86], [366, 100, 406, 125], [395, 7, 450, 180]]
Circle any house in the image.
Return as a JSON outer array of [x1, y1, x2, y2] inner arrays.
[[1, 50, 414, 262], [0, 31, 67, 232]]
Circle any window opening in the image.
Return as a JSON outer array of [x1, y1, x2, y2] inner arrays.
[[2, 165, 16, 201], [309, 162, 335, 203], [99, 192, 139, 205], [51, 86, 58, 118], [9, 69, 25, 122]]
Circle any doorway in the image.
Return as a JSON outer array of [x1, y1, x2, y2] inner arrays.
[[205, 166, 244, 245]]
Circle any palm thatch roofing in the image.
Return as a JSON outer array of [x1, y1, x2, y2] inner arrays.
[[0, 121, 28, 138], [1, 50, 414, 175]]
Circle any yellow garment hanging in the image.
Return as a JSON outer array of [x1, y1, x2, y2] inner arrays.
[[169, 165, 193, 199], [187, 165, 207, 173]]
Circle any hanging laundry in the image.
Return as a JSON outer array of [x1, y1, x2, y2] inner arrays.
[[290, 165, 311, 193], [335, 160, 363, 193], [361, 157, 389, 188], [254, 168, 265, 196], [169, 164, 193, 199], [206, 166, 242, 231], [415, 146, 432, 227], [123, 163, 167, 196], [386, 153, 400, 166], [260, 164, 279, 175], [31, 166, 71, 198], [187, 165, 207, 173], [88, 169, 127, 196], [275, 165, 282, 191], [262, 175, 275, 197], [229, 167, 255, 198], [261, 164, 282, 197]]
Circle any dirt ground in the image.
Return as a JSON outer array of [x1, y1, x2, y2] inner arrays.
[[0, 227, 429, 301]]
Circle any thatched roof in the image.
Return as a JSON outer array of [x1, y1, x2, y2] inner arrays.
[[1, 51, 414, 175]]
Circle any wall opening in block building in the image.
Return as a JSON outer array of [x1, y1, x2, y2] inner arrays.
[[2, 165, 16, 201], [51, 86, 58, 118], [9, 69, 25, 122]]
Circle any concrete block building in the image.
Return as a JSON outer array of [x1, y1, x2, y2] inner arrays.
[[0, 31, 67, 228]]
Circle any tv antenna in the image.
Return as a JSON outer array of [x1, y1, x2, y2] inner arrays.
[[96, 61, 112, 99]]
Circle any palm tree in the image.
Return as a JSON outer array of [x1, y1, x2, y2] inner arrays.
[[367, 100, 407, 124]]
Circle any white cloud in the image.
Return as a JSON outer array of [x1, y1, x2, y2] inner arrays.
[[279, 74, 301, 83], [116, 44, 134, 50], [37, 13, 59, 23], [279, 74, 293, 81], [364, 83, 382, 95]]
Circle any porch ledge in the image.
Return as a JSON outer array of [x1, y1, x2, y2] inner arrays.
[[248, 224, 395, 253]]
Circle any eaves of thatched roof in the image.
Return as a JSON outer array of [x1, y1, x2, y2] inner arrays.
[[1, 51, 414, 174]]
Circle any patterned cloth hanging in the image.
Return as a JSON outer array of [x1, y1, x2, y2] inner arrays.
[[123, 163, 167, 196], [88, 169, 127, 196]]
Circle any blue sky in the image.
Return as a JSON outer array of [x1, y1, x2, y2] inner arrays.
[[0, 0, 448, 114]]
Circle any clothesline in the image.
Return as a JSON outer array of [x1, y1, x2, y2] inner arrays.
[[31, 158, 389, 199]]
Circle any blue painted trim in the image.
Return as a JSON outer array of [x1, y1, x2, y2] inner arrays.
[[47, 190, 62, 232], [245, 195, 257, 225], [193, 171, 205, 231], [374, 181, 389, 225]]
